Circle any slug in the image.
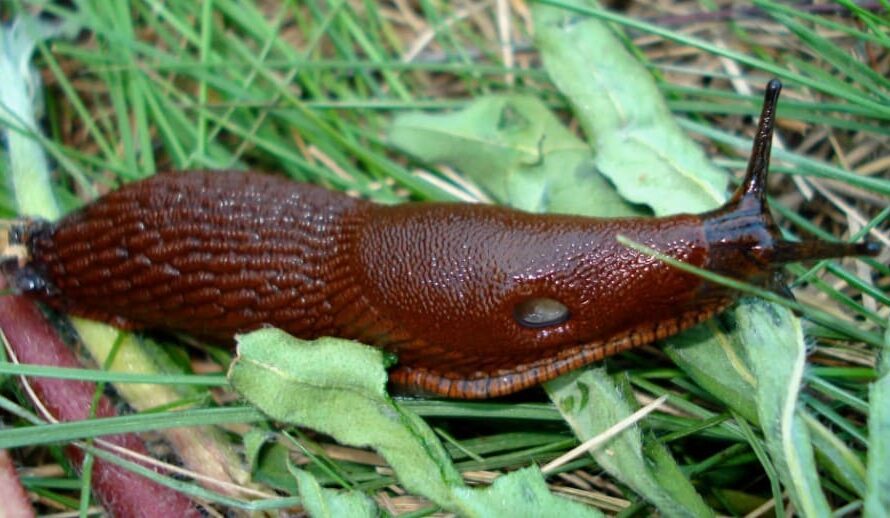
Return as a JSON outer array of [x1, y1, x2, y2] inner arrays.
[[0, 80, 878, 398]]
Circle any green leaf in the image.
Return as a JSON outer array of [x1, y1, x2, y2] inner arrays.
[[243, 429, 269, 475], [864, 323, 890, 516], [228, 329, 462, 509], [734, 299, 830, 516], [244, 429, 298, 494], [663, 316, 759, 424], [804, 412, 866, 497], [665, 309, 871, 501], [0, 15, 77, 220], [533, 0, 727, 217], [289, 466, 377, 518], [452, 466, 604, 518], [544, 369, 714, 517], [390, 94, 639, 217], [230, 329, 604, 516]]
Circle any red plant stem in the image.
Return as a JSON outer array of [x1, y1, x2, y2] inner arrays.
[[0, 448, 34, 518], [0, 279, 200, 517]]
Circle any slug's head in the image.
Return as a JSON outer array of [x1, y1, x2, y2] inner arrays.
[[701, 79, 879, 284]]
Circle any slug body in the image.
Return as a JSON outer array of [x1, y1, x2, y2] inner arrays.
[[2, 81, 877, 398]]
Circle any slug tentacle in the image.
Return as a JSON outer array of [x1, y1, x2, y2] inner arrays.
[[771, 239, 879, 265], [735, 78, 782, 206], [702, 79, 877, 283], [1, 81, 879, 399]]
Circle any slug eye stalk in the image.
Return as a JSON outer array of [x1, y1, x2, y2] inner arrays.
[[703, 79, 879, 271]]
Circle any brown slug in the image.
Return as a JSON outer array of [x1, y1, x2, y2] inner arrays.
[[0, 80, 878, 398]]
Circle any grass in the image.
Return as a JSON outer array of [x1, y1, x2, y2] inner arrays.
[[1, 0, 887, 515]]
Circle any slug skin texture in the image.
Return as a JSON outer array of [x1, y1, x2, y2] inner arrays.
[[2, 80, 878, 398]]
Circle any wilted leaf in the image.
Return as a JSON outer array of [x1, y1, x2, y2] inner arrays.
[[290, 466, 377, 518], [230, 329, 597, 516], [229, 329, 461, 509], [453, 466, 603, 518], [544, 369, 714, 517], [390, 95, 638, 217], [244, 430, 298, 494], [533, 0, 727, 216], [804, 413, 865, 497], [733, 299, 830, 515], [0, 16, 79, 220], [75, 319, 252, 488], [662, 315, 759, 423]]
